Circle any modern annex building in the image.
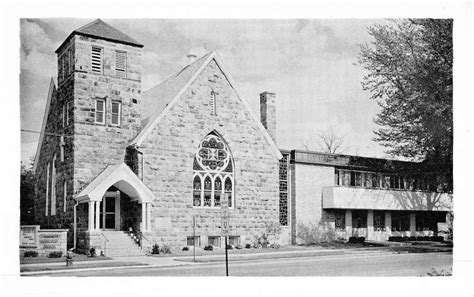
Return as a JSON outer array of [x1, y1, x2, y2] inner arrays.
[[32, 19, 453, 255]]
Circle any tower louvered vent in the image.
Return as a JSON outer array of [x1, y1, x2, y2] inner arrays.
[[91, 46, 103, 73]]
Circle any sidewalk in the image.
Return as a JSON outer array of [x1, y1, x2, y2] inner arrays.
[[21, 244, 451, 275]]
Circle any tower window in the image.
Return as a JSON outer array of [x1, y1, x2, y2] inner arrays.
[[111, 101, 121, 126], [115, 51, 127, 78], [91, 46, 103, 73], [95, 99, 105, 124], [51, 154, 57, 216]]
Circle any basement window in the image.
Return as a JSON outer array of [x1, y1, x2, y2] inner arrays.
[[91, 46, 103, 73], [187, 236, 200, 247]]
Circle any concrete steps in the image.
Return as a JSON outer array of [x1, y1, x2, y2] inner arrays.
[[101, 231, 147, 257]]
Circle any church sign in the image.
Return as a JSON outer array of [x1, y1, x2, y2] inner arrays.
[[20, 225, 39, 248]]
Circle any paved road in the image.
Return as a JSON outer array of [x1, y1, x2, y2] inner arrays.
[[41, 252, 452, 277]]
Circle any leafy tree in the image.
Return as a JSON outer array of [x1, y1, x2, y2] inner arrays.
[[21, 159, 36, 225], [358, 19, 452, 190]]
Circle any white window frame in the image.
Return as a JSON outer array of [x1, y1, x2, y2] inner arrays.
[[95, 99, 105, 124], [111, 101, 121, 126]]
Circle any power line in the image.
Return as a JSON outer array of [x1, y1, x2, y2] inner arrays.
[[21, 129, 74, 138]]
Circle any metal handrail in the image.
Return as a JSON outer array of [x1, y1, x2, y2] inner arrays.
[[100, 232, 109, 256], [133, 230, 150, 248]]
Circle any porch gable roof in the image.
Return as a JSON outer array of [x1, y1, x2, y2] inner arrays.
[[75, 163, 156, 204]]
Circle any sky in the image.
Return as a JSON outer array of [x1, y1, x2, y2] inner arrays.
[[20, 18, 393, 165]]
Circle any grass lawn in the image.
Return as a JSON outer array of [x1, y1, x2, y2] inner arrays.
[[20, 253, 111, 265], [21, 261, 146, 273]]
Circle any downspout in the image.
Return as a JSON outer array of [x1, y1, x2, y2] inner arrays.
[[73, 201, 79, 251]]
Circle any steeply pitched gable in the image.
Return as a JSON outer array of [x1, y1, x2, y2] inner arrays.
[[33, 78, 56, 171], [132, 51, 282, 159]]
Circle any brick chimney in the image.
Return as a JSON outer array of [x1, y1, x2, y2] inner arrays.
[[260, 91, 277, 144]]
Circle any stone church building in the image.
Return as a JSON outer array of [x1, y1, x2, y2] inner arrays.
[[33, 19, 452, 255]]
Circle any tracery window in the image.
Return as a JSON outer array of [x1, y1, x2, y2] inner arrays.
[[193, 133, 234, 208]]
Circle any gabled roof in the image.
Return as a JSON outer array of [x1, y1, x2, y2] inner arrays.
[[132, 51, 282, 159], [55, 19, 143, 53], [75, 163, 156, 204], [33, 78, 56, 172], [141, 52, 212, 124]]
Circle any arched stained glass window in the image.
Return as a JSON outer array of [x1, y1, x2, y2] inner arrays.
[[203, 176, 212, 206], [225, 177, 232, 207], [192, 133, 234, 208], [193, 175, 201, 207]]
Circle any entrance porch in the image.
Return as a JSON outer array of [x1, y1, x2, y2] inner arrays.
[[74, 163, 156, 255]]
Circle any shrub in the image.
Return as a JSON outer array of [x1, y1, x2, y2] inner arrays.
[[269, 243, 280, 249], [88, 248, 96, 257], [235, 245, 243, 249], [24, 250, 38, 257], [226, 244, 233, 250], [203, 245, 213, 251], [48, 251, 63, 258], [348, 237, 365, 244], [151, 243, 160, 254], [297, 222, 336, 244], [182, 246, 189, 251], [245, 243, 252, 249], [421, 268, 452, 276], [159, 243, 171, 254]]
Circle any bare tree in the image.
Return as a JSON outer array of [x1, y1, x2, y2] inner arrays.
[[302, 125, 348, 154]]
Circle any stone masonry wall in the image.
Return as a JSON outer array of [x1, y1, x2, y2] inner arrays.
[[140, 59, 280, 249], [72, 36, 142, 194], [34, 50, 75, 232]]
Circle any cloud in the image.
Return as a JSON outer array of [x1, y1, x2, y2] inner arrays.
[[20, 20, 56, 55]]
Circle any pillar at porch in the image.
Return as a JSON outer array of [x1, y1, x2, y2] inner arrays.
[[409, 212, 416, 235], [146, 203, 151, 232], [95, 201, 100, 230], [141, 203, 146, 231], [88, 202, 94, 231], [345, 210, 352, 239], [367, 210, 374, 240], [385, 212, 392, 236]]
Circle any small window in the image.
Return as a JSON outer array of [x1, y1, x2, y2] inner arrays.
[[69, 48, 74, 74], [187, 236, 200, 247], [63, 180, 67, 212], [208, 236, 221, 247], [115, 51, 126, 78], [91, 46, 103, 73], [228, 236, 240, 246], [95, 99, 105, 124], [66, 101, 70, 126], [45, 162, 50, 216], [210, 91, 216, 115], [51, 154, 57, 216], [62, 105, 66, 127], [111, 101, 121, 126]]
